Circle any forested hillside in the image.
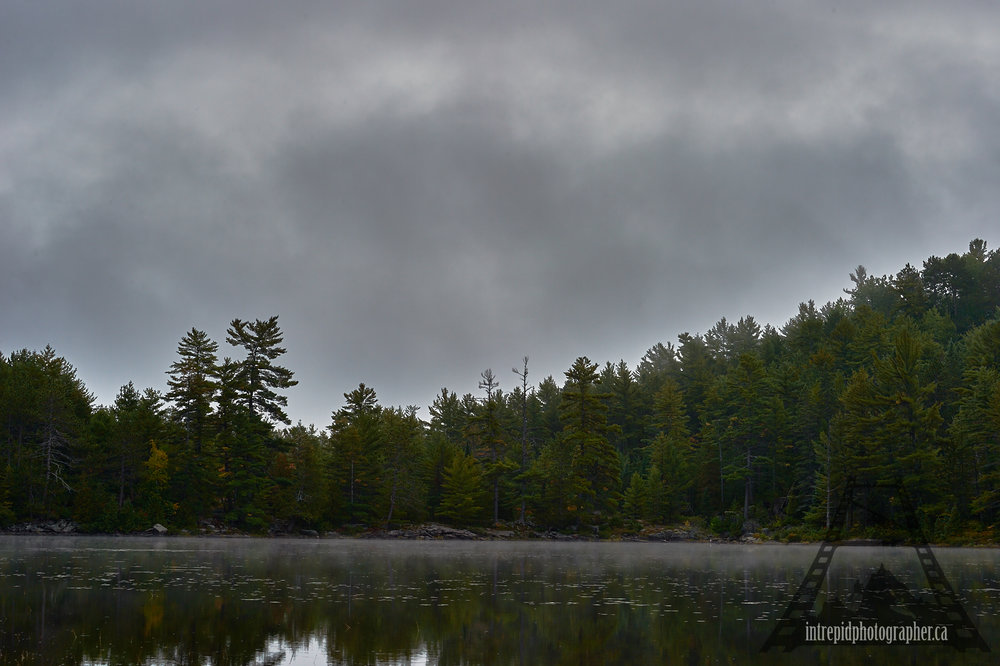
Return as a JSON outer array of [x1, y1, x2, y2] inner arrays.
[[3, 240, 1000, 540]]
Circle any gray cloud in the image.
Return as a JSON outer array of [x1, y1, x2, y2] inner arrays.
[[3, 1, 1000, 426]]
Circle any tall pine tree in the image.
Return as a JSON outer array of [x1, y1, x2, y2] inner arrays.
[[165, 328, 220, 523], [166, 328, 219, 454], [225, 316, 298, 424], [559, 357, 621, 528]]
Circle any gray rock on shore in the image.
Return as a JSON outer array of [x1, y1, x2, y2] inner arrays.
[[8, 519, 77, 534], [363, 523, 481, 540]]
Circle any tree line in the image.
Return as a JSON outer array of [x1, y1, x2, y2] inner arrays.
[[2, 240, 1000, 539]]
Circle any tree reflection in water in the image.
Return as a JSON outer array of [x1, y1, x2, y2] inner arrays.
[[0, 537, 995, 665]]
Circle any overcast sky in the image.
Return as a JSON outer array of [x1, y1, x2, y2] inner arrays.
[[3, 1, 999, 428]]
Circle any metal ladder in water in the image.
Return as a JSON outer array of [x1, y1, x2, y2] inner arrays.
[[889, 477, 992, 653], [913, 543, 988, 651], [763, 479, 990, 652], [760, 480, 853, 652]]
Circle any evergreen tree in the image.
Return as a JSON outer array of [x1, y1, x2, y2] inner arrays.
[[768, 362, 823, 522], [705, 317, 736, 365], [951, 317, 1000, 522], [165, 328, 220, 523], [731, 316, 763, 358], [675, 332, 717, 431], [428, 388, 464, 446], [1, 349, 44, 516], [216, 315, 297, 529], [379, 406, 425, 528], [422, 430, 458, 520], [437, 452, 487, 525], [782, 301, 824, 361], [559, 357, 621, 527], [74, 408, 118, 530], [894, 263, 928, 319], [600, 360, 641, 477], [702, 353, 773, 523], [214, 357, 268, 528], [951, 366, 1000, 522], [831, 327, 944, 533], [26, 346, 93, 517], [622, 471, 649, 520], [268, 424, 328, 527], [328, 383, 382, 524], [923, 239, 1000, 332], [110, 384, 164, 512], [0, 463, 15, 527], [512, 357, 532, 524], [534, 377, 563, 445], [844, 266, 900, 316], [637, 342, 679, 384], [225, 316, 298, 424], [475, 369, 508, 524], [525, 436, 577, 528], [165, 328, 219, 454], [643, 379, 693, 522]]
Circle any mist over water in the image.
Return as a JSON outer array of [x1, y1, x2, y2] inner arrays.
[[0, 537, 997, 664]]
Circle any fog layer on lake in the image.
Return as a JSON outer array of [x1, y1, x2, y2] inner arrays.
[[0, 536, 997, 665]]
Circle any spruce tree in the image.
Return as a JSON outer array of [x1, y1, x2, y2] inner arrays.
[[379, 406, 425, 528], [110, 383, 163, 513], [328, 383, 382, 524], [475, 368, 507, 524], [559, 357, 621, 527], [437, 453, 486, 525], [643, 379, 693, 523], [214, 357, 266, 528], [832, 327, 943, 533], [165, 328, 220, 523], [512, 357, 532, 525], [36, 346, 93, 516], [165, 328, 219, 454], [951, 318, 1000, 522]]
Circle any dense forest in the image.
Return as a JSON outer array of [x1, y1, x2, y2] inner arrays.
[[3, 240, 1000, 541]]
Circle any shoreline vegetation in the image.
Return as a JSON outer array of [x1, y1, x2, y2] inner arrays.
[[3, 519, 711, 542], [4, 519, 998, 548], [3, 240, 1000, 547]]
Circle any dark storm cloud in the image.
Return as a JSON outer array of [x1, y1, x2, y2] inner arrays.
[[3, 1, 1000, 425]]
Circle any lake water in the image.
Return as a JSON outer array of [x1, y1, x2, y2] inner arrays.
[[0, 536, 998, 665]]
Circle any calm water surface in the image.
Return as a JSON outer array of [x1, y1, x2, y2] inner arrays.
[[0, 536, 997, 664]]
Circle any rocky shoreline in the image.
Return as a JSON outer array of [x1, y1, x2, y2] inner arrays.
[[9, 521, 979, 546], [2, 519, 732, 542], [342, 522, 730, 542], [5, 519, 80, 534], [4, 519, 173, 536]]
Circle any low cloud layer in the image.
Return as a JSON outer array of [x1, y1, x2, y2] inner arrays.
[[3, 1, 999, 426]]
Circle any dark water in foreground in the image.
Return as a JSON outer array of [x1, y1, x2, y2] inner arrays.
[[0, 536, 998, 665]]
